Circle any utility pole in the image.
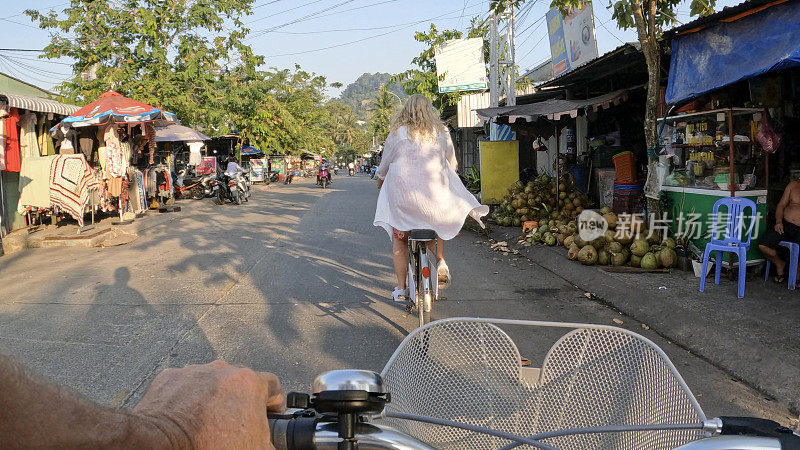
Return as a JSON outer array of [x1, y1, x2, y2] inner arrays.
[[488, 0, 516, 140]]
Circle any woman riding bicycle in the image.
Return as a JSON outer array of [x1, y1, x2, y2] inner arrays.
[[374, 94, 488, 302]]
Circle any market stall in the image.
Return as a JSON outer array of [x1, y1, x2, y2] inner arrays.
[[51, 90, 177, 221], [1, 91, 80, 233], [239, 145, 266, 183], [659, 108, 768, 264], [155, 123, 210, 174]]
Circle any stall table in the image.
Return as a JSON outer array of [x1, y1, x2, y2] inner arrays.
[[661, 185, 767, 265]]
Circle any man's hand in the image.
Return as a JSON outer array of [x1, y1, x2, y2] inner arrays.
[[133, 361, 284, 449], [775, 222, 785, 234]]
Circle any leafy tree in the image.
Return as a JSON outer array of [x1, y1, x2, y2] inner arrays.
[[27, 0, 262, 134], [232, 67, 336, 155], [391, 16, 489, 112]]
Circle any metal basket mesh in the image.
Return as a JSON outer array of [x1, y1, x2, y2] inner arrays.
[[379, 319, 706, 450]]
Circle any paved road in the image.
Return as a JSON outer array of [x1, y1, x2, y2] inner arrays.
[[0, 175, 793, 424]]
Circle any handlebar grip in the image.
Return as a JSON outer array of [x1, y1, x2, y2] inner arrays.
[[268, 414, 318, 450]]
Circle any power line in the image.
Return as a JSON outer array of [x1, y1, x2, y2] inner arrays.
[[595, 14, 625, 44], [248, 0, 360, 37], [0, 51, 73, 65], [259, 1, 487, 58], [245, 0, 328, 24], [252, 0, 290, 9], [457, 0, 468, 30], [518, 32, 549, 67], [0, 2, 68, 20]]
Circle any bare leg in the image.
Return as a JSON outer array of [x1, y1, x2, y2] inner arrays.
[[393, 238, 409, 289], [760, 244, 785, 278], [426, 236, 445, 262]]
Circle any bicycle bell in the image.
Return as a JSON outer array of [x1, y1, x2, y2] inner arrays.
[[311, 370, 390, 415]]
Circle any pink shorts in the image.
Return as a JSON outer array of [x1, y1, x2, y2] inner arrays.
[[392, 228, 409, 241]]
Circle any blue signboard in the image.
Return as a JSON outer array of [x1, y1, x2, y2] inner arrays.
[[546, 7, 570, 77]]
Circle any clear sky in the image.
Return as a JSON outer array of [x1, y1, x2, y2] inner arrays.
[[1, 0, 730, 97]]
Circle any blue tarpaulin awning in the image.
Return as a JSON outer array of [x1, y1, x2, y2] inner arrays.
[[665, 0, 800, 104], [240, 145, 263, 157]]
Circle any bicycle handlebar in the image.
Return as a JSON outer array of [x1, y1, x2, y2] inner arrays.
[[268, 411, 436, 450], [268, 410, 800, 450]]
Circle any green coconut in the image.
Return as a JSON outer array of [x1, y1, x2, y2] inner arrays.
[[610, 251, 627, 266], [659, 247, 677, 268], [631, 238, 649, 257], [641, 252, 658, 270], [607, 241, 623, 253], [600, 206, 612, 215], [567, 244, 581, 260], [630, 254, 643, 267], [539, 224, 550, 234], [578, 245, 598, 265], [663, 237, 677, 249], [545, 234, 557, 246], [603, 212, 618, 229], [604, 230, 616, 243], [563, 235, 575, 248], [597, 249, 610, 265], [592, 238, 606, 250]]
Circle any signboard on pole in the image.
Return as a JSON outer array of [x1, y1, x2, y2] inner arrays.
[[435, 38, 489, 93], [546, 3, 598, 78], [249, 158, 266, 182]]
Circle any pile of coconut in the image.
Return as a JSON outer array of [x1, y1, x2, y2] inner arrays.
[[562, 207, 677, 268]]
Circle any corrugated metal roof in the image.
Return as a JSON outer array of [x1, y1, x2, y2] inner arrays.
[[0, 92, 80, 116], [664, 0, 791, 37], [457, 92, 490, 128]]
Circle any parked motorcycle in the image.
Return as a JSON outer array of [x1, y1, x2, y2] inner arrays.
[[174, 170, 205, 200], [270, 171, 280, 183], [195, 174, 216, 198], [214, 173, 248, 205]]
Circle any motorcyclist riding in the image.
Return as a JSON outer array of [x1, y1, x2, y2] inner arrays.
[[317, 158, 332, 186]]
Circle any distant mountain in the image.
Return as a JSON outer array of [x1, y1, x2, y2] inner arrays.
[[338, 72, 406, 123]]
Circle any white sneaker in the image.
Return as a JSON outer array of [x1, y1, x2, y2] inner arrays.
[[437, 259, 451, 289], [392, 287, 408, 302]]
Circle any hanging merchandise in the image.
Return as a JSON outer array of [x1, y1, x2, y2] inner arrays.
[[49, 154, 99, 227], [3, 108, 20, 172], [17, 155, 57, 213], [19, 111, 40, 159], [104, 125, 125, 178], [188, 141, 203, 166], [126, 168, 146, 214], [0, 119, 5, 171], [55, 125, 77, 154]]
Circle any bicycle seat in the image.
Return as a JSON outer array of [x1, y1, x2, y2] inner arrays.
[[409, 229, 437, 241]]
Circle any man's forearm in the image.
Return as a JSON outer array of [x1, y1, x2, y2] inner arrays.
[[776, 204, 785, 223], [0, 353, 172, 449]]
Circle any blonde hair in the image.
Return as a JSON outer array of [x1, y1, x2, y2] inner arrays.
[[390, 94, 447, 143]]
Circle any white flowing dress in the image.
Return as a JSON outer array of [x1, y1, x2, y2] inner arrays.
[[373, 126, 489, 240]]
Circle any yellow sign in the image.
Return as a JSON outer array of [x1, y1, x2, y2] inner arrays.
[[479, 140, 519, 204]]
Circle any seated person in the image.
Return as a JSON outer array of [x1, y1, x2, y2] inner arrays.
[[759, 179, 800, 282]]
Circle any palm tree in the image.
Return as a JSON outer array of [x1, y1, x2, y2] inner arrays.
[[368, 89, 399, 142]]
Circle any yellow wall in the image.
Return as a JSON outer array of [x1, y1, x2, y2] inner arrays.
[[479, 141, 519, 204]]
